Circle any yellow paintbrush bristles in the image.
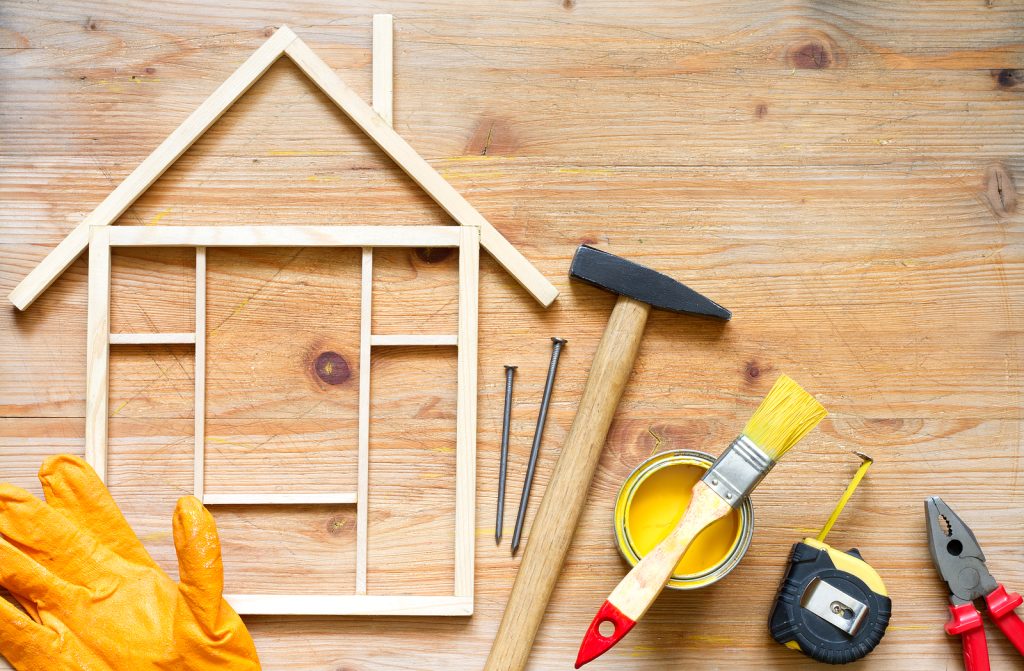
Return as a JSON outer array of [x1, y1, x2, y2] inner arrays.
[[742, 375, 827, 461]]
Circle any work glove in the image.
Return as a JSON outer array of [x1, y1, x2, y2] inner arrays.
[[0, 454, 261, 671]]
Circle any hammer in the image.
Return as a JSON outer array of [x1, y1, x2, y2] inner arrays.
[[484, 245, 730, 671]]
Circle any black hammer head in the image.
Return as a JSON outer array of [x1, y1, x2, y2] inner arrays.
[[569, 245, 731, 320]]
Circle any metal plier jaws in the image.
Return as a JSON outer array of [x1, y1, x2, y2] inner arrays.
[[926, 496, 1024, 671]]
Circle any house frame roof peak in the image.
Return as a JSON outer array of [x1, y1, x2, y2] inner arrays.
[[9, 24, 558, 310]]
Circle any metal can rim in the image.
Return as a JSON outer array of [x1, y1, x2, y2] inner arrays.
[[613, 449, 755, 590]]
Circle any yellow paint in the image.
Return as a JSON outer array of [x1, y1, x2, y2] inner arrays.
[[646, 426, 664, 455], [555, 167, 614, 176], [205, 436, 251, 450], [442, 155, 510, 163], [148, 208, 172, 226], [229, 297, 251, 318], [625, 463, 742, 577], [97, 79, 125, 93], [438, 169, 509, 180], [139, 531, 172, 542], [266, 149, 351, 157], [686, 634, 735, 646], [614, 450, 753, 589], [209, 297, 250, 335]]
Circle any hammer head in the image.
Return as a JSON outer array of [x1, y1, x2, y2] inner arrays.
[[569, 245, 731, 320]]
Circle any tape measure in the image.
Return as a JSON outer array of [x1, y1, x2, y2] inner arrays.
[[768, 453, 891, 664]]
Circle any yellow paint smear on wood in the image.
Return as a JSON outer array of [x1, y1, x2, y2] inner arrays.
[[147, 208, 172, 226]]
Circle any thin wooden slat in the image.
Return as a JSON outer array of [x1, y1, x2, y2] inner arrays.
[[225, 594, 472, 617], [370, 334, 458, 347], [354, 43, 395, 594], [106, 225, 461, 248], [193, 247, 206, 497], [109, 332, 196, 345], [372, 15, 394, 127], [454, 226, 479, 599], [10, 26, 556, 310], [85, 227, 111, 482], [283, 37, 557, 308], [356, 247, 372, 595], [202, 493, 357, 506], [7, 26, 299, 311]]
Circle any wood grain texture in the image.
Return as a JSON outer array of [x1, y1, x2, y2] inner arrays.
[[486, 295, 651, 671], [1, 1, 1022, 669], [6, 26, 299, 309], [282, 34, 557, 306]]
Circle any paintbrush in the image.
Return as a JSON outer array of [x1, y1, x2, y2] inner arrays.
[[575, 375, 827, 668]]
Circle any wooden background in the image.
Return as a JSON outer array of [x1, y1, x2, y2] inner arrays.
[[1, 1, 1022, 668]]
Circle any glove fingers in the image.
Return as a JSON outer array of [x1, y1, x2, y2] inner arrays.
[[0, 483, 113, 587], [0, 537, 76, 612], [0, 594, 58, 670], [38, 454, 159, 570], [173, 496, 225, 628]]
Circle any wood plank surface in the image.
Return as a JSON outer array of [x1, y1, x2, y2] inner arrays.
[[0, 1, 1022, 669]]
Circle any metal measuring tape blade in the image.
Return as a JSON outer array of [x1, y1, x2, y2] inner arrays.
[[768, 453, 892, 664]]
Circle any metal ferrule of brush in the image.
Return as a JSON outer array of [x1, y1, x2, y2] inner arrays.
[[701, 435, 776, 507]]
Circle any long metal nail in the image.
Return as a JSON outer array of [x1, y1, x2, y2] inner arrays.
[[511, 337, 567, 555], [496, 365, 517, 544]]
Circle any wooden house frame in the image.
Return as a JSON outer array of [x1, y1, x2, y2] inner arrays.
[[11, 19, 558, 616]]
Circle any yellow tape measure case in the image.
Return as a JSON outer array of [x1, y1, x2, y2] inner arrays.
[[769, 539, 891, 664]]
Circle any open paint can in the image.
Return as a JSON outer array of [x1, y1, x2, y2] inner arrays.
[[614, 449, 754, 590]]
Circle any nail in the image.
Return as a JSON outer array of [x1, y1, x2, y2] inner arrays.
[[496, 365, 516, 544], [512, 337, 567, 555]]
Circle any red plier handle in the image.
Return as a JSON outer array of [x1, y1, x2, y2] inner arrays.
[[947, 602, 989, 671], [985, 584, 1024, 656]]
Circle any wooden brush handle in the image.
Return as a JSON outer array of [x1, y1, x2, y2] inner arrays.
[[608, 481, 733, 621], [484, 296, 651, 671]]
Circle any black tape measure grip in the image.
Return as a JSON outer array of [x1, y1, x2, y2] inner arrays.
[[768, 453, 891, 664], [769, 540, 891, 663]]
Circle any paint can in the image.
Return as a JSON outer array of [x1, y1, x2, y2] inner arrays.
[[614, 449, 754, 590]]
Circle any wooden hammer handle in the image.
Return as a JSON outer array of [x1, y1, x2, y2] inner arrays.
[[484, 295, 651, 671]]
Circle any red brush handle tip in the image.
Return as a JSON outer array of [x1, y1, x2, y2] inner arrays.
[[575, 600, 637, 668]]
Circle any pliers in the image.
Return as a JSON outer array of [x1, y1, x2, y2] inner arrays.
[[926, 496, 1024, 670]]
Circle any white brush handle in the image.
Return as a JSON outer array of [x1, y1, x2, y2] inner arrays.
[[608, 481, 733, 621]]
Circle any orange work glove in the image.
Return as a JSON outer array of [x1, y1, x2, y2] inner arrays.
[[0, 455, 261, 670]]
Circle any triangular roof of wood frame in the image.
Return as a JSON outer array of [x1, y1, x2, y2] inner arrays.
[[9, 25, 558, 311]]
